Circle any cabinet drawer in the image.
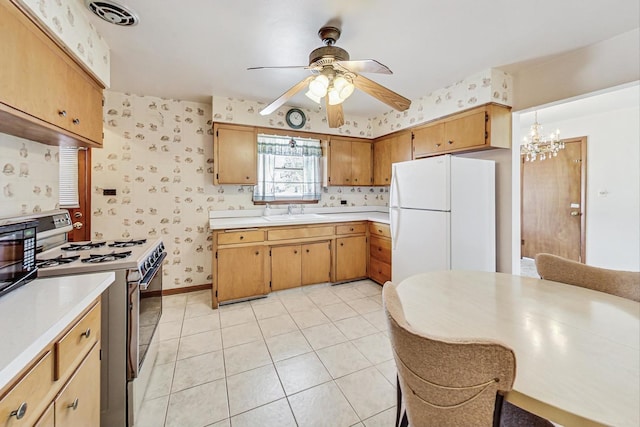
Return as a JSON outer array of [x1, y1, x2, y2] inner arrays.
[[336, 223, 366, 235], [369, 222, 391, 238], [217, 230, 264, 245], [0, 351, 54, 426], [267, 226, 334, 241], [369, 235, 391, 264], [369, 257, 391, 285], [55, 302, 100, 381]]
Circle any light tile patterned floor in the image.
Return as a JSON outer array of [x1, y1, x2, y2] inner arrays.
[[136, 280, 398, 427]]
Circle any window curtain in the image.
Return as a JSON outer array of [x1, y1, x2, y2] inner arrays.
[[253, 135, 322, 202]]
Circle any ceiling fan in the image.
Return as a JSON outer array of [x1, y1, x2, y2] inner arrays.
[[248, 26, 411, 128]]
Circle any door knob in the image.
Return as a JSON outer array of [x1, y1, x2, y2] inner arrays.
[[74, 212, 83, 218], [73, 221, 83, 229]]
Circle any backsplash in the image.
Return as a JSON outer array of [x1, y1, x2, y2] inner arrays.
[[0, 133, 60, 218], [95, 91, 387, 290]]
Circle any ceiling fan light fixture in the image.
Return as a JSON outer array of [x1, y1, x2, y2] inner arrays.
[[327, 87, 344, 105], [305, 90, 322, 104], [334, 76, 355, 100], [308, 75, 329, 97]]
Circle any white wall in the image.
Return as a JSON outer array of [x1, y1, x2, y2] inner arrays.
[[520, 103, 639, 270]]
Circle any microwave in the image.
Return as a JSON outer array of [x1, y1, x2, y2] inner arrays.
[[0, 219, 38, 297]]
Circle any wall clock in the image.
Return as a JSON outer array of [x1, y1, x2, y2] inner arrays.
[[285, 108, 306, 129]]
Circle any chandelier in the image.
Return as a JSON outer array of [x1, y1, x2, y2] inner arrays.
[[520, 112, 564, 161], [305, 71, 355, 105]]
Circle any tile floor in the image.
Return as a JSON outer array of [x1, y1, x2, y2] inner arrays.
[[136, 280, 398, 427]]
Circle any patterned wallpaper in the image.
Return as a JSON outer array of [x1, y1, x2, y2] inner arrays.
[[0, 133, 60, 218], [16, 0, 110, 86], [95, 91, 387, 290]]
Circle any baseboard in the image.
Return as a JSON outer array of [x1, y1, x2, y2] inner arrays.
[[161, 283, 211, 296]]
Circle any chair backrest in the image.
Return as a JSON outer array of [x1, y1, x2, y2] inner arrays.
[[382, 282, 516, 427], [535, 253, 640, 302]]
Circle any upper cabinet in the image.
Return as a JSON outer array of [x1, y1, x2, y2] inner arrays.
[[0, 0, 104, 147], [327, 137, 372, 186], [412, 104, 511, 158], [373, 130, 412, 185], [213, 123, 257, 185]]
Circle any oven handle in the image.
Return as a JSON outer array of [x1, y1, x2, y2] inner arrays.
[[139, 252, 166, 290]]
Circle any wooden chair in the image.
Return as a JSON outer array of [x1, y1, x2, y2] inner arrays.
[[535, 253, 640, 302], [383, 281, 516, 427]]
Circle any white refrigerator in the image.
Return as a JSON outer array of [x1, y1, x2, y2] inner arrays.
[[390, 154, 496, 284]]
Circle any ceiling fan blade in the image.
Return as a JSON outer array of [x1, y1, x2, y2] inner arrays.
[[259, 76, 314, 116], [247, 65, 309, 71], [336, 59, 392, 74], [352, 74, 411, 111], [325, 98, 344, 128]]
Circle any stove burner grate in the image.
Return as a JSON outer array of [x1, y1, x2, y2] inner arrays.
[[61, 241, 106, 251], [108, 239, 147, 248], [36, 255, 80, 268], [81, 250, 132, 263]]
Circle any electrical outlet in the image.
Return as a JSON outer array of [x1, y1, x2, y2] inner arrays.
[[103, 189, 117, 196]]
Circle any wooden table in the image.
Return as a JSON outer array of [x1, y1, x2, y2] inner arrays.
[[395, 271, 640, 427]]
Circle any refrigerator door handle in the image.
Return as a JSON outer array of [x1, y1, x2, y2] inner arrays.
[[390, 165, 400, 208], [390, 208, 400, 250]]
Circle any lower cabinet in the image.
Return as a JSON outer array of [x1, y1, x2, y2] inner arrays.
[[369, 222, 392, 284], [217, 246, 267, 301], [271, 241, 331, 291], [54, 343, 100, 427], [335, 235, 368, 282]]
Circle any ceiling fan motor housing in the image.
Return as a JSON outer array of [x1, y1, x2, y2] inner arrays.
[[309, 46, 350, 66]]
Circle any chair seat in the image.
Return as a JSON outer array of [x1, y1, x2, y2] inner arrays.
[[500, 401, 555, 427]]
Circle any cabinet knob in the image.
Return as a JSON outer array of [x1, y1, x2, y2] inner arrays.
[[378, 247, 382, 251], [255, 251, 259, 255], [294, 250, 298, 254], [68, 398, 79, 410], [72, 118, 80, 125], [435, 143, 441, 148], [306, 249, 310, 253], [58, 110, 67, 117], [354, 178, 358, 182], [385, 178, 389, 181], [81, 328, 91, 338], [377, 229, 382, 233], [246, 176, 250, 180], [350, 228, 354, 231], [10, 402, 27, 420], [239, 236, 244, 240], [345, 178, 350, 182], [448, 140, 453, 145], [340, 242, 344, 246]]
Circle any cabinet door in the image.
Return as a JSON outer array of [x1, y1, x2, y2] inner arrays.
[[443, 110, 486, 151], [412, 123, 444, 158], [34, 403, 54, 427], [215, 124, 257, 184], [391, 131, 413, 164], [271, 245, 302, 291], [335, 236, 367, 281], [217, 246, 266, 301], [54, 344, 100, 427], [301, 241, 331, 285], [65, 67, 103, 144], [373, 137, 391, 185], [351, 141, 372, 185], [329, 138, 352, 185]]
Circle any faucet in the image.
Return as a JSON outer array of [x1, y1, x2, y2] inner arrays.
[[287, 204, 294, 216]]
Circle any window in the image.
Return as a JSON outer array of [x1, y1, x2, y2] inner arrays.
[[59, 147, 79, 208], [253, 134, 322, 202]]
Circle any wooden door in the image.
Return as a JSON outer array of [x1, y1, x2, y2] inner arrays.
[[391, 131, 413, 164], [443, 110, 486, 151], [215, 124, 257, 184], [335, 236, 367, 281], [302, 241, 331, 285], [351, 141, 372, 185], [217, 246, 266, 301], [329, 138, 352, 185], [271, 245, 302, 291], [373, 137, 391, 185], [412, 123, 444, 158], [521, 137, 586, 262], [54, 344, 100, 427], [68, 148, 91, 242]]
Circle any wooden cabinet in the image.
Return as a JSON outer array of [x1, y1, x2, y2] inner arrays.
[[216, 246, 267, 302], [271, 241, 331, 290], [335, 235, 368, 282], [54, 344, 100, 427], [373, 130, 412, 185], [213, 123, 257, 185], [0, 299, 101, 427], [368, 222, 392, 284], [327, 137, 372, 186], [412, 104, 511, 158], [0, 0, 103, 147]]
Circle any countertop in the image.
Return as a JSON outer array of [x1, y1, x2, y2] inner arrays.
[[209, 207, 390, 230], [0, 272, 115, 391]]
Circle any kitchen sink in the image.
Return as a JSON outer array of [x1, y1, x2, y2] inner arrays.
[[263, 214, 325, 222]]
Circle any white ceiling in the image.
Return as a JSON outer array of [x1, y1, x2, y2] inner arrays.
[[86, 0, 640, 118]]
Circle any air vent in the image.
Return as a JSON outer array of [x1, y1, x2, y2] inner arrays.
[[84, 0, 139, 26]]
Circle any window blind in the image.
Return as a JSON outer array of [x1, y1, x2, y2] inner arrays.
[[59, 147, 79, 208]]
